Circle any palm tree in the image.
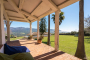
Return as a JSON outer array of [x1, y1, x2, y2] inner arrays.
[[75, 0, 87, 60], [47, 14, 50, 46], [52, 12, 65, 25]]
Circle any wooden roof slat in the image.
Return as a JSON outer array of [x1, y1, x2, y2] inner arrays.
[[19, 0, 25, 10], [9, 16, 25, 21], [2, 0, 80, 23], [3, 5, 9, 21], [21, 10, 39, 20], [7, 0, 30, 23]]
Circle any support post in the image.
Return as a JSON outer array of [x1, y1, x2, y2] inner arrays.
[[30, 22, 32, 36], [37, 20, 39, 40], [0, 0, 5, 45], [7, 21, 10, 41], [55, 10, 59, 51], [75, 0, 87, 60]]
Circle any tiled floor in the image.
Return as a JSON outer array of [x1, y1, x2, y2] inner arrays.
[[7, 39, 81, 60]]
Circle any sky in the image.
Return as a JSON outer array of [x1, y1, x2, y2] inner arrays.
[[4, 0, 90, 32]]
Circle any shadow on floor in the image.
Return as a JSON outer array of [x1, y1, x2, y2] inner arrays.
[[21, 42, 36, 45], [34, 50, 65, 60]]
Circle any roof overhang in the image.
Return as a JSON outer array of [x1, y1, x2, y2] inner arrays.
[[0, 0, 80, 23]]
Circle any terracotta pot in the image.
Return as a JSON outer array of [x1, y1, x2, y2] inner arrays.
[[37, 40, 42, 44]]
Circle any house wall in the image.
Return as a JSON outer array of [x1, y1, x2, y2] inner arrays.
[[0, 45, 4, 53]]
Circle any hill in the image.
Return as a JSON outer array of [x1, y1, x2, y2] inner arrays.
[[5, 27, 61, 37]]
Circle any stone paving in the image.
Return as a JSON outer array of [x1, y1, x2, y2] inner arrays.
[[7, 39, 81, 60]]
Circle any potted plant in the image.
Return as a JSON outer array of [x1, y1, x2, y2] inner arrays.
[[37, 35, 44, 44], [28, 35, 33, 40]]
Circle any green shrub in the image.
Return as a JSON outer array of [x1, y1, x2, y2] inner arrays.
[[5, 36, 7, 39], [28, 35, 33, 39]]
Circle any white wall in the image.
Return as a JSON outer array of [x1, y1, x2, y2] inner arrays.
[[0, 45, 4, 53]]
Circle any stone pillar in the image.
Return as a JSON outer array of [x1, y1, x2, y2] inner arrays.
[[37, 20, 39, 40], [0, 0, 6, 45], [7, 21, 10, 41], [55, 10, 59, 51], [30, 22, 32, 36]]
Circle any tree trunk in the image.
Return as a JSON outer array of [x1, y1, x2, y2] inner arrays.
[[75, 0, 87, 60], [47, 14, 50, 45]]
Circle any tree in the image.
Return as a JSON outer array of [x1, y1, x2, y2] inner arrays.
[[52, 12, 65, 25], [75, 0, 87, 59], [39, 17, 47, 35], [84, 16, 90, 34], [47, 14, 50, 46]]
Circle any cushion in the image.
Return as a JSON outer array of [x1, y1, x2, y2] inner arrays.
[[4, 44, 30, 55], [0, 52, 35, 60]]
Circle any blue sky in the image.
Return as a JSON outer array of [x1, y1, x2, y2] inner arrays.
[[4, 0, 90, 32]]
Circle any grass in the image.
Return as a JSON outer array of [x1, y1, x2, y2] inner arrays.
[[10, 37, 24, 41], [42, 35, 90, 60]]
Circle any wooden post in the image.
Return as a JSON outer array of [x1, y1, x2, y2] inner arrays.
[[55, 10, 59, 51], [75, 0, 87, 60], [37, 20, 39, 40], [7, 21, 10, 41], [0, 0, 5, 45], [30, 22, 32, 36]]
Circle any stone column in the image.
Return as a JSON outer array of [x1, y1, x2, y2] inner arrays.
[[30, 22, 32, 36], [37, 20, 39, 40], [0, 0, 6, 45], [7, 21, 10, 41], [55, 10, 59, 51]]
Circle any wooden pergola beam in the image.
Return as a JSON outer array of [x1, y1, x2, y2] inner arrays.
[[3, 6, 9, 21], [5, 10, 18, 14], [19, 0, 25, 10], [9, 16, 25, 20], [21, 10, 39, 20], [31, 9, 53, 22], [7, 0, 30, 23], [9, 19, 27, 22], [31, 2, 42, 15]]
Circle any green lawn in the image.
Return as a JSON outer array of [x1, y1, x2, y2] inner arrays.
[[42, 35, 90, 60], [10, 37, 24, 41]]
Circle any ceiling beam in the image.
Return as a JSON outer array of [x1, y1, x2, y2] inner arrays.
[[21, 10, 39, 20], [19, 0, 25, 10], [9, 16, 25, 20], [42, 0, 60, 12], [31, 2, 42, 15], [7, 0, 30, 23], [10, 19, 27, 22], [31, 9, 53, 22], [3, 5, 9, 21], [5, 9, 18, 14]]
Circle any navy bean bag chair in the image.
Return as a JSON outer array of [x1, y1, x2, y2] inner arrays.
[[4, 44, 30, 55]]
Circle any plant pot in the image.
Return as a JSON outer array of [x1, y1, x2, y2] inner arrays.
[[37, 40, 42, 44]]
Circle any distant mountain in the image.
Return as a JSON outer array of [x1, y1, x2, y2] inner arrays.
[[5, 27, 61, 37]]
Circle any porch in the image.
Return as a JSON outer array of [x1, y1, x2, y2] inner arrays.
[[0, 0, 86, 59], [7, 39, 81, 60]]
